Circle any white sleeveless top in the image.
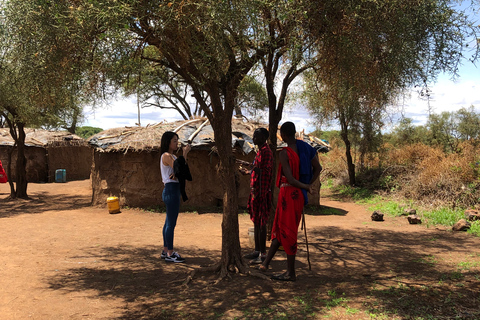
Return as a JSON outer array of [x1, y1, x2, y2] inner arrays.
[[160, 153, 179, 184]]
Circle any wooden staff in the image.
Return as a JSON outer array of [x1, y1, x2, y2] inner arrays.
[[301, 209, 311, 271]]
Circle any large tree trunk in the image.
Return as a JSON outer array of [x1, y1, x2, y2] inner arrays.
[[340, 115, 356, 186], [14, 123, 28, 198], [4, 114, 29, 199], [210, 96, 246, 277]]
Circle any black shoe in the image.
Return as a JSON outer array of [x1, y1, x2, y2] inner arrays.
[[165, 252, 185, 263], [271, 273, 296, 281], [249, 255, 266, 265], [244, 251, 259, 259]]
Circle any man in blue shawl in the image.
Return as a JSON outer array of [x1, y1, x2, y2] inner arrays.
[[296, 135, 322, 205]]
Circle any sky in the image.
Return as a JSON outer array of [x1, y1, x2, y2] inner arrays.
[[83, 61, 479, 134]]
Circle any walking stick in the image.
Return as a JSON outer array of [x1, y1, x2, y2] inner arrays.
[[301, 209, 311, 271]]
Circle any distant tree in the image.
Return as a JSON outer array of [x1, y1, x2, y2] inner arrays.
[[235, 75, 268, 119], [386, 118, 430, 146], [456, 106, 480, 142], [426, 112, 458, 152], [122, 56, 205, 121], [76, 126, 103, 139], [310, 130, 341, 146]]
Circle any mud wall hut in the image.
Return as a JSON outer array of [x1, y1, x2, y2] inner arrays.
[[88, 118, 330, 209], [0, 128, 92, 182]]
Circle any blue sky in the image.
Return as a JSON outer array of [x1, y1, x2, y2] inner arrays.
[[83, 60, 479, 134]]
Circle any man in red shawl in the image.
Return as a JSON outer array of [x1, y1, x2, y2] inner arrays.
[[259, 122, 321, 281], [0, 160, 8, 183], [240, 128, 274, 264]]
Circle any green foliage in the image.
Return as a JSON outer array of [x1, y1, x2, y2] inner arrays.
[[334, 185, 374, 201], [236, 75, 268, 117], [469, 221, 480, 237], [363, 197, 411, 217], [75, 126, 103, 139], [386, 108, 480, 153], [309, 129, 340, 146], [385, 117, 430, 146]]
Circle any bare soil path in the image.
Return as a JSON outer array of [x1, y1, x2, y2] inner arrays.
[[1, 180, 479, 319]]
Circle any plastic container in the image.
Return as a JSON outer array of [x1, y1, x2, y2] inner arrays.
[[248, 227, 255, 247], [107, 196, 121, 214], [55, 169, 66, 183]]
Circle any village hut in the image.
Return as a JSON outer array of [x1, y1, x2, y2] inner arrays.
[[88, 118, 330, 208], [0, 128, 92, 182]]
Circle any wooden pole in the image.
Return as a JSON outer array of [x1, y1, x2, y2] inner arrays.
[[301, 210, 311, 271]]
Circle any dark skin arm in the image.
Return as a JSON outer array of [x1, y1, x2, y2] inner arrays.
[[279, 149, 311, 191]]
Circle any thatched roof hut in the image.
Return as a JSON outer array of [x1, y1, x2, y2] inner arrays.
[[88, 118, 330, 208], [0, 128, 92, 182]]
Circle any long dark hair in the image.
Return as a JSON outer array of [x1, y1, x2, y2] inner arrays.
[[160, 131, 178, 155]]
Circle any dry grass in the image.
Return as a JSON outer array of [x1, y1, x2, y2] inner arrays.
[[323, 140, 480, 208]]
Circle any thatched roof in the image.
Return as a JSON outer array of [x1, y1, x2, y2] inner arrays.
[[88, 118, 331, 154], [0, 128, 87, 148]]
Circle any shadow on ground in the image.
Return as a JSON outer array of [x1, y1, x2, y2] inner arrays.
[[305, 204, 348, 216], [46, 226, 480, 319], [0, 191, 91, 218]]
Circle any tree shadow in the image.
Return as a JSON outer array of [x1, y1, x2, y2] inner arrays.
[[300, 226, 480, 319], [44, 226, 480, 319], [46, 245, 289, 319], [0, 191, 91, 218], [305, 204, 348, 216]]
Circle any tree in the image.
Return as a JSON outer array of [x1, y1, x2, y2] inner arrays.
[[123, 61, 267, 121], [386, 117, 430, 146], [235, 74, 268, 119], [18, 0, 292, 278], [304, 0, 478, 186], [1, 0, 91, 198], [456, 106, 480, 142], [122, 57, 205, 121], [76, 126, 103, 139], [427, 111, 458, 152]]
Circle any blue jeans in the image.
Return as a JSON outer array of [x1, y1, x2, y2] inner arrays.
[[162, 182, 181, 250]]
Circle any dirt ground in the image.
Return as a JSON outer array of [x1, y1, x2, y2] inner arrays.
[[1, 180, 480, 320]]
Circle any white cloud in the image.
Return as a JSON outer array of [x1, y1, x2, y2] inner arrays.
[[83, 67, 479, 132], [83, 96, 183, 129], [401, 77, 480, 123]]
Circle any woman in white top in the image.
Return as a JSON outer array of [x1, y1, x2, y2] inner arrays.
[[160, 131, 191, 263]]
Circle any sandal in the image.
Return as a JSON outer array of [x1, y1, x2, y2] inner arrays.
[[271, 273, 296, 282]]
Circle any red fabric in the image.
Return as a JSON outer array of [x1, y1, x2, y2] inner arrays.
[[0, 160, 8, 183], [271, 147, 304, 255], [247, 143, 274, 227]]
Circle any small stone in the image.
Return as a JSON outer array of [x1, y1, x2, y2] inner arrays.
[[403, 208, 417, 216], [452, 219, 471, 231], [464, 209, 480, 222], [407, 214, 422, 224], [371, 211, 384, 221]]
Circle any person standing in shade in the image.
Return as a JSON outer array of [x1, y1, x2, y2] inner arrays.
[[160, 131, 191, 263], [240, 128, 274, 264], [258, 122, 321, 281]]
